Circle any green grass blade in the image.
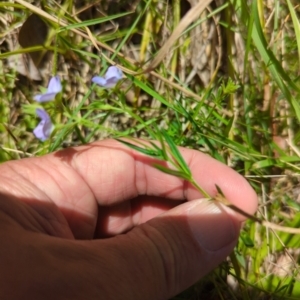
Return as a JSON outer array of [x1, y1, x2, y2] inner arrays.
[[286, 0, 300, 65], [161, 130, 192, 177], [128, 75, 173, 108], [115, 138, 164, 159], [251, 0, 300, 120], [58, 12, 132, 32], [153, 163, 192, 181]]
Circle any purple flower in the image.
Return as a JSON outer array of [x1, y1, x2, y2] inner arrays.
[[33, 108, 54, 141], [34, 76, 62, 102], [92, 66, 123, 88]]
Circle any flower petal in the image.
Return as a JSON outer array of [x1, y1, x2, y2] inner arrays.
[[35, 107, 50, 120], [105, 66, 123, 81], [104, 77, 122, 88], [33, 108, 53, 141], [34, 92, 58, 103], [47, 76, 62, 93], [92, 66, 123, 88], [34, 75, 62, 102], [92, 76, 107, 86]]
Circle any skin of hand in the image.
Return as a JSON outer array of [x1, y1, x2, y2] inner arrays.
[[0, 139, 257, 300]]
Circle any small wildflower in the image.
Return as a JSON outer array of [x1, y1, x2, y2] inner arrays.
[[34, 75, 62, 102], [92, 66, 123, 88], [33, 108, 53, 141]]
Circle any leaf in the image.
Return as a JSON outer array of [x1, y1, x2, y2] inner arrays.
[[129, 75, 173, 108], [115, 139, 164, 159], [153, 164, 192, 181], [161, 130, 192, 177], [286, 0, 300, 65], [240, 231, 255, 248], [215, 184, 225, 197], [251, 0, 300, 121], [58, 12, 132, 32]]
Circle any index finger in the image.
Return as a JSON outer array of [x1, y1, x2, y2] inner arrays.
[[0, 139, 257, 237], [68, 139, 257, 216]]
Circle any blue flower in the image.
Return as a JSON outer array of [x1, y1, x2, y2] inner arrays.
[[34, 76, 62, 102], [33, 108, 54, 141], [92, 66, 123, 88]]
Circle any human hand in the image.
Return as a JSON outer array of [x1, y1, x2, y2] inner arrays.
[[0, 139, 257, 299]]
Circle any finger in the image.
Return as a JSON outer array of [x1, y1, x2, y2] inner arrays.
[[62, 139, 257, 220], [0, 139, 257, 237]]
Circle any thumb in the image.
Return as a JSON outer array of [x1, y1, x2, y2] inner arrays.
[[97, 199, 240, 300]]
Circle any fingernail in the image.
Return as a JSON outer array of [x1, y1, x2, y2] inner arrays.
[[187, 199, 239, 251]]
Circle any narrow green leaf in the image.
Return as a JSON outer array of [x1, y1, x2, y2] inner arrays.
[[286, 0, 300, 65], [291, 96, 300, 123], [115, 139, 164, 159], [251, 0, 300, 120], [161, 130, 192, 177], [240, 231, 255, 248], [58, 12, 132, 32], [153, 163, 191, 181], [252, 4, 299, 92], [215, 184, 225, 197], [129, 75, 173, 108]]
